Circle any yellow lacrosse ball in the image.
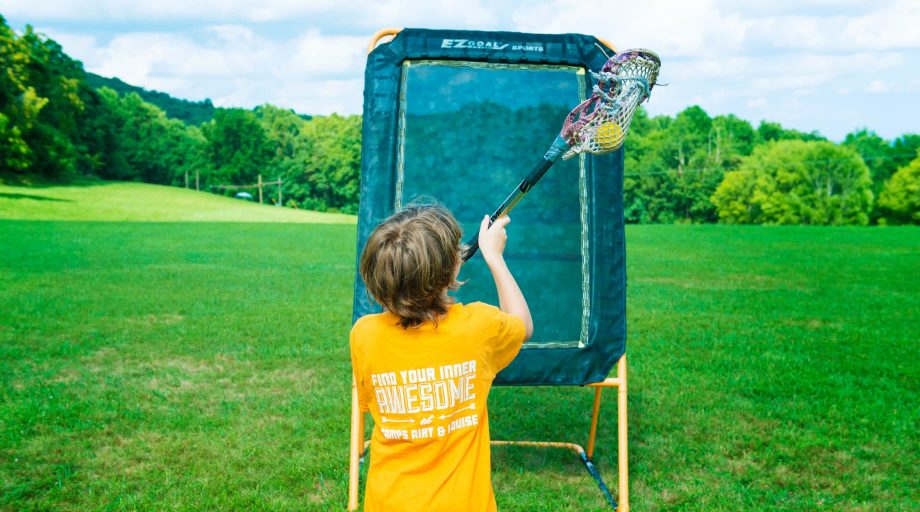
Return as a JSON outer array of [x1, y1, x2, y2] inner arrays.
[[595, 121, 624, 150]]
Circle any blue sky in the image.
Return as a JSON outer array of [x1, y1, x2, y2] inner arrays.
[[2, 0, 917, 141]]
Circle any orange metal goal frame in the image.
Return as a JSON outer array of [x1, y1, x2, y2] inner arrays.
[[347, 355, 629, 511]]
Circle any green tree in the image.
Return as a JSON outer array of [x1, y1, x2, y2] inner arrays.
[[77, 86, 124, 176], [756, 121, 826, 143], [202, 108, 273, 188], [254, 104, 315, 206], [170, 125, 208, 188], [623, 108, 668, 222], [16, 25, 90, 179], [623, 107, 755, 223], [85, 73, 217, 125], [877, 152, 920, 225], [711, 114, 756, 164], [712, 140, 873, 225], [299, 114, 362, 213], [842, 129, 898, 194], [0, 16, 34, 172], [0, 17, 90, 178], [256, 104, 309, 166], [891, 134, 920, 170], [90, 90, 206, 185], [623, 106, 714, 223]]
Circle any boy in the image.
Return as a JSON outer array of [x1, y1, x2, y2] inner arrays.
[[351, 204, 533, 511]]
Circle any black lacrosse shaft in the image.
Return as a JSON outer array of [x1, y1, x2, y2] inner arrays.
[[461, 157, 555, 261]]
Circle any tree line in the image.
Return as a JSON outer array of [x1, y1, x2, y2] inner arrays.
[[624, 107, 919, 225], [0, 17, 360, 213], [1, 16, 917, 224], [84, 73, 218, 126]]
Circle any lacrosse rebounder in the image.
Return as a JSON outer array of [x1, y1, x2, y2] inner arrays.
[[349, 28, 659, 512]]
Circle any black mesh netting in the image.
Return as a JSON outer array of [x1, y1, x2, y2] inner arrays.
[[354, 29, 626, 385]]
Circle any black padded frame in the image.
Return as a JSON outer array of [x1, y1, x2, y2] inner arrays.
[[353, 28, 626, 385]]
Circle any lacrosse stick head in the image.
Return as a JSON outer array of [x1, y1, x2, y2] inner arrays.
[[560, 49, 660, 159]]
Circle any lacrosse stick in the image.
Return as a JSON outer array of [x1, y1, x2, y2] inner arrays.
[[462, 49, 660, 261]]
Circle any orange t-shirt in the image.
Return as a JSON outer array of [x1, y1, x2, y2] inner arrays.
[[350, 302, 526, 512]]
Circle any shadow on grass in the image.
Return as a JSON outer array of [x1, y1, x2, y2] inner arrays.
[[0, 192, 73, 202], [0, 173, 110, 188], [488, 381, 649, 474], [486, 387, 649, 510]]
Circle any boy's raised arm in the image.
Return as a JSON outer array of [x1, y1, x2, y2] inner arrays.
[[477, 215, 533, 340]]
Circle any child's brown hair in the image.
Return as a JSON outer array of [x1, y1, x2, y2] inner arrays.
[[359, 204, 464, 328]]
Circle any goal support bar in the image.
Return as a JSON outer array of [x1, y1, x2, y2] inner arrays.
[[346, 355, 630, 511]]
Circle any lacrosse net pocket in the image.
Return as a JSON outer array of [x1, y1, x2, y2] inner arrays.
[[561, 49, 660, 160]]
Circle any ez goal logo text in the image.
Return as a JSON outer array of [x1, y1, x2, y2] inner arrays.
[[440, 39, 544, 52]]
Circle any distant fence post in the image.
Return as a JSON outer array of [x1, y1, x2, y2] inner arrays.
[[195, 169, 200, 191], [212, 177, 282, 205]]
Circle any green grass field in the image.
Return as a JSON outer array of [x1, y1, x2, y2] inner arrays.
[[0, 182, 355, 224], [1, 183, 918, 511]]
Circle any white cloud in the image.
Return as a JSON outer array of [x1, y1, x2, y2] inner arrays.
[[0, 0, 499, 28], [206, 25, 256, 43], [0, 0, 336, 22], [285, 31, 367, 78], [511, 0, 748, 57], [279, 78, 365, 116], [746, 52, 903, 93], [8, 0, 918, 138], [838, 0, 920, 50], [53, 26, 367, 115], [96, 33, 233, 80], [363, 0, 498, 29], [744, 1, 920, 52], [509, 0, 919, 55], [39, 28, 97, 59], [721, 0, 872, 16], [866, 79, 889, 93]]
